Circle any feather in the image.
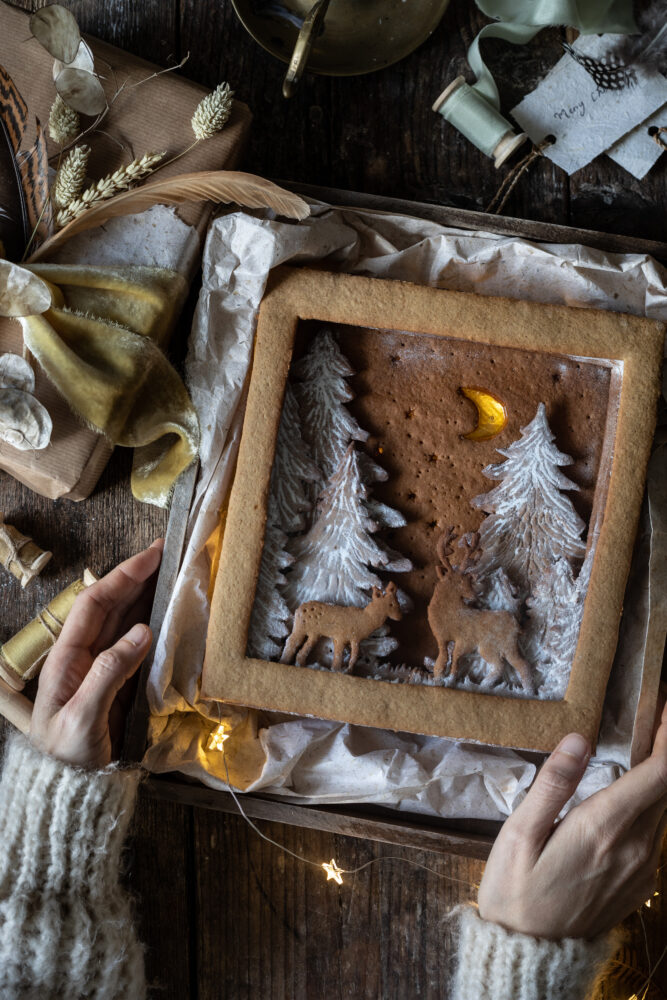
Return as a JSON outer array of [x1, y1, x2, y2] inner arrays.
[[18, 119, 52, 248], [0, 64, 28, 154], [0, 64, 29, 256], [0, 65, 52, 257], [29, 170, 311, 261], [609, 0, 667, 75]]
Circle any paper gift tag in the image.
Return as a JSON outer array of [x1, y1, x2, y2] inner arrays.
[[606, 104, 666, 179], [511, 35, 667, 176]]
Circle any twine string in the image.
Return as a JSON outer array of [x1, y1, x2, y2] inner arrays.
[[486, 137, 554, 215], [649, 126, 667, 152]]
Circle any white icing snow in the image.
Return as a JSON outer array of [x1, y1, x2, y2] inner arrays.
[[270, 383, 320, 534], [294, 329, 368, 480], [247, 498, 293, 660], [285, 444, 407, 608]]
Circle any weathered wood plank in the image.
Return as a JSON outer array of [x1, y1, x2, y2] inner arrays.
[[193, 808, 482, 999], [130, 792, 195, 1000], [144, 776, 497, 860]]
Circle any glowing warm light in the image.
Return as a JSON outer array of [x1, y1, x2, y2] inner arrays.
[[322, 859, 344, 884], [207, 723, 230, 751], [644, 891, 659, 909]]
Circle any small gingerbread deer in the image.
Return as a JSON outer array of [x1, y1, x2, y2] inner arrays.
[[281, 582, 402, 673], [427, 528, 535, 694]]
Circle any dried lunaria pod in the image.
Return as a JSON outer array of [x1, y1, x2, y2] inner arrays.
[[30, 4, 81, 64], [0, 354, 35, 394], [0, 260, 52, 318], [30, 4, 106, 117], [0, 388, 52, 451], [0, 513, 52, 589], [52, 38, 95, 79], [55, 66, 106, 116]]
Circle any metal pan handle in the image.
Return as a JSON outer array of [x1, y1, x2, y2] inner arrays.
[[282, 0, 332, 98]]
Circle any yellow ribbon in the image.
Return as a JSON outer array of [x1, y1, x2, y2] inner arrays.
[[20, 263, 199, 507]]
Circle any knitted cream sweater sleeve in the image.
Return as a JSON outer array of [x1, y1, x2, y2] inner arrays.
[[0, 732, 146, 1000], [452, 906, 619, 1000]]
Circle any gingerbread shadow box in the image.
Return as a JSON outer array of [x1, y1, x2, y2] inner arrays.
[[201, 267, 663, 752]]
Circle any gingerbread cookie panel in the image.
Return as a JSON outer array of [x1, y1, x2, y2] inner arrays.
[[202, 267, 663, 751]]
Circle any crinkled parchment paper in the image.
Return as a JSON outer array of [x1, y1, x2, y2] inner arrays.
[[141, 201, 667, 822]]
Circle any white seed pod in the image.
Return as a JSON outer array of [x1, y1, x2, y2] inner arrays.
[[0, 354, 35, 394], [52, 39, 95, 79], [0, 261, 52, 318], [55, 66, 106, 116], [0, 389, 52, 451], [30, 4, 81, 64]]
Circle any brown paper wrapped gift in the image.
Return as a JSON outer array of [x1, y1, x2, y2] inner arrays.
[[0, 3, 251, 501]]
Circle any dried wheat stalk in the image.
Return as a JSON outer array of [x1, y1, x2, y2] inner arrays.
[[48, 94, 80, 145], [191, 82, 234, 140], [52, 144, 90, 209], [55, 151, 165, 228]]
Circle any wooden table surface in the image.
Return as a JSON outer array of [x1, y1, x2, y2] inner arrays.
[[2, 1, 666, 997]]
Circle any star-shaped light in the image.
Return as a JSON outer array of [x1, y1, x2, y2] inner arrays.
[[644, 890, 659, 909], [322, 859, 344, 885], [207, 724, 230, 752]]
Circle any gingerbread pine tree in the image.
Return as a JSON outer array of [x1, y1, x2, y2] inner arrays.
[[270, 383, 320, 533], [473, 403, 586, 591], [247, 499, 293, 660], [294, 329, 404, 530], [285, 444, 410, 611], [472, 402, 586, 685], [294, 329, 368, 480], [531, 546, 594, 698]]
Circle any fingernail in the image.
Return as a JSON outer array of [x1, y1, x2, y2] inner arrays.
[[150, 538, 165, 550], [558, 733, 590, 762], [126, 623, 150, 647]]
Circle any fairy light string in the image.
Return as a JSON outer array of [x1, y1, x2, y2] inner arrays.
[[209, 722, 479, 891], [209, 723, 665, 999]]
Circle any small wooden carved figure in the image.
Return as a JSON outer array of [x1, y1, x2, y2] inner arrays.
[[281, 582, 402, 673], [427, 528, 535, 694], [0, 513, 52, 589]]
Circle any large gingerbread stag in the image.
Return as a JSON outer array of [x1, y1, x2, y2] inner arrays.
[[281, 582, 402, 673], [427, 528, 535, 694]]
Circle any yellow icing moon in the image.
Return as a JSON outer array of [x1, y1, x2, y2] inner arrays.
[[460, 386, 508, 441]]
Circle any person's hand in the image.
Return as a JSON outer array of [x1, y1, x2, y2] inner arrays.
[[478, 704, 667, 941], [29, 540, 164, 770]]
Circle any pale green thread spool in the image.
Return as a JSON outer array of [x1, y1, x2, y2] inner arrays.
[[433, 76, 527, 168]]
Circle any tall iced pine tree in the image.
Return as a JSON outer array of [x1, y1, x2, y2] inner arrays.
[[472, 403, 586, 591], [471, 402, 587, 690], [294, 329, 397, 527], [294, 330, 368, 480], [271, 383, 320, 533], [247, 499, 293, 660], [285, 444, 410, 609]]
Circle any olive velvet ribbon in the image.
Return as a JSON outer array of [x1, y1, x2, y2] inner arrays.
[[20, 263, 199, 507]]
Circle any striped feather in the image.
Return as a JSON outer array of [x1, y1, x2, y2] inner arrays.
[[17, 119, 52, 247], [0, 63, 28, 155]]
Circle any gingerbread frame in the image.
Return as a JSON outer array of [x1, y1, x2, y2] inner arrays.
[[201, 267, 663, 751]]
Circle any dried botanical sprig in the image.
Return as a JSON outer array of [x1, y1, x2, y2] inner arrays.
[[48, 94, 80, 145], [55, 151, 165, 228], [191, 82, 234, 140], [52, 144, 90, 209]]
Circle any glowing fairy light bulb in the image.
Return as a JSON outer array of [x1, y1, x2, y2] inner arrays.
[[207, 723, 230, 751], [322, 859, 344, 884], [644, 890, 659, 908]]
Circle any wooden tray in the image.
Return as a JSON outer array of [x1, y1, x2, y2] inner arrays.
[[125, 186, 667, 860]]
